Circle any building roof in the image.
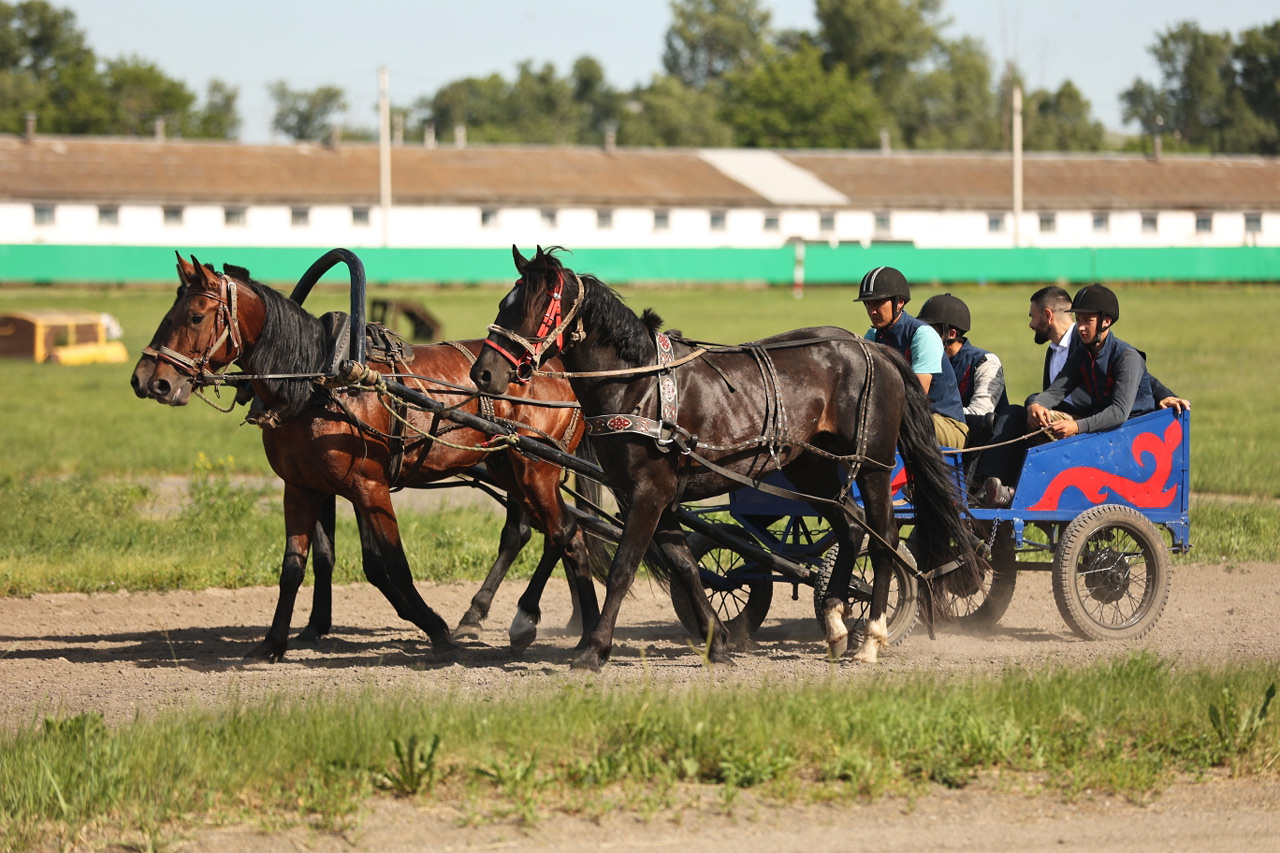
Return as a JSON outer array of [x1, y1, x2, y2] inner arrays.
[[3, 134, 1279, 211]]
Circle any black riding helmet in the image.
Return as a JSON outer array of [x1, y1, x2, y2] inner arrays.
[[854, 266, 911, 304], [1071, 283, 1120, 323], [917, 293, 971, 335]]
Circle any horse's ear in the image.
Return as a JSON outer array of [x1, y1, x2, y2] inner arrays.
[[175, 251, 196, 282], [512, 244, 529, 275], [534, 244, 546, 262], [189, 256, 218, 288]]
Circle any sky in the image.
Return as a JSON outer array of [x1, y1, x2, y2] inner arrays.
[[57, 0, 1277, 144]]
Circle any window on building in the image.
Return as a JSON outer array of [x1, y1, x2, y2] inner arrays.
[[596, 209, 612, 229], [163, 206, 183, 226], [1245, 212, 1262, 234], [1195, 213, 1213, 234], [225, 206, 246, 227], [352, 207, 370, 227], [33, 204, 55, 226], [710, 210, 726, 231], [763, 213, 780, 232], [653, 209, 670, 231], [481, 208, 498, 228], [291, 207, 310, 227], [1141, 212, 1158, 233], [1038, 212, 1056, 233], [540, 208, 557, 228], [1092, 212, 1110, 233], [987, 213, 1005, 234], [819, 211, 835, 233], [874, 211, 891, 233], [98, 205, 119, 226]]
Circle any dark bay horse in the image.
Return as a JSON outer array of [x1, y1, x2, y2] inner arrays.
[[471, 246, 978, 670], [132, 254, 605, 661]]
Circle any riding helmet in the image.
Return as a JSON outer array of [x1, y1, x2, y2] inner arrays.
[[1070, 283, 1120, 322], [916, 293, 971, 335], [854, 266, 911, 303]]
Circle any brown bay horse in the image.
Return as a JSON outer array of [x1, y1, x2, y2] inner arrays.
[[132, 254, 604, 661], [471, 246, 979, 670]]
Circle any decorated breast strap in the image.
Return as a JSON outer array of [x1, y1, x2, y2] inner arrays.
[[586, 332, 687, 450]]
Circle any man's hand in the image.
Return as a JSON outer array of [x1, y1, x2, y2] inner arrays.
[[1044, 416, 1079, 439], [1158, 396, 1191, 414], [1027, 402, 1053, 429]]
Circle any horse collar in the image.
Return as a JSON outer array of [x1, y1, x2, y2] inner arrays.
[[586, 332, 685, 451]]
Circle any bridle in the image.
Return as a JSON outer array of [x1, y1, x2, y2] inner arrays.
[[141, 272, 244, 383], [484, 269, 584, 384]]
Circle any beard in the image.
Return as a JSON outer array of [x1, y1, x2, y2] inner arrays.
[[1033, 329, 1050, 345]]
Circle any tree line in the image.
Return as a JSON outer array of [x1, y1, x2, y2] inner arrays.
[[3, 0, 1278, 154]]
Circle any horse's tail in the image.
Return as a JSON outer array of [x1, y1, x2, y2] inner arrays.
[[573, 435, 673, 587], [884, 349, 983, 625]]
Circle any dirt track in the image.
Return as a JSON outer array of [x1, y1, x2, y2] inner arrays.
[[3, 559, 1279, 850]]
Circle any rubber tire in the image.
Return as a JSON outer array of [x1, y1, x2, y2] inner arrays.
[[939, 527, 1018, 635], [1052, 504, 1172, 641], [812, 541, 919, 646], [671, 524, 774, 643]]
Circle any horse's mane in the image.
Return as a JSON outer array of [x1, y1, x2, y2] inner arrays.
[[527, 248, 661, 365], [226, 264, 328, 414]]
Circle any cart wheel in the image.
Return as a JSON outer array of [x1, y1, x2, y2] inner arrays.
[[812, 542, 919, 646], [937, 526, 1018, 635], [1052, 505, 1172, 641], [671, 524, 774, 643]]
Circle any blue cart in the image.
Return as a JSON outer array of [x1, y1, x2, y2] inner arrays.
[[672, 408, 1189, 644]]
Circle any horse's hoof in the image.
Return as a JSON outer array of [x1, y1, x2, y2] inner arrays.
[[431, 638, 462, 658], [707, 650, 736, 668], [508, 611, 538, 653], [295, 626, 326, 645], [570, 650, 603, 672], [245, 642, 285, 663], [452, 621, 483, 642], [851, 643, 880, 664]]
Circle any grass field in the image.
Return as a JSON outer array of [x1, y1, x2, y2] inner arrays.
[[1, 653, 1276, 850]]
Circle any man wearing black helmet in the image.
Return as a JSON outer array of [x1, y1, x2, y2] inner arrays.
[[981, 283, 1186, 507], [917, 292, 1009, 439], [855, 266, 968, 447]]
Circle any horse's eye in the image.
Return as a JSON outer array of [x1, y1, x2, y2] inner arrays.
[[190, 313, 206, 325]]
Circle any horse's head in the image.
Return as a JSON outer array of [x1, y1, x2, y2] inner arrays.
[[131, 253, 252, 406], [471, 245, 583, 393]]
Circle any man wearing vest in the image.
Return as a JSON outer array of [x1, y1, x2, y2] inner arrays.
[[982, 284, 1186, 507], [917, 292, 1009, 442], [855, 266, 968, 448]]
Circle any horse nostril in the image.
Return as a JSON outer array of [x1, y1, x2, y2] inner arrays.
[[476, 369, 491, 388], [152, 378, 171, 398]]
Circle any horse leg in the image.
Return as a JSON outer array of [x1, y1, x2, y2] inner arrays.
[[354, 494, 459, 656], [246, 483, 321, 662], [453, 502, 532, 641], [851, 469, 898, 664], [297, 494, 336, 644], [572, 490, 664, 671], [654, 511, 733, 664], [508, 537, 562, 652]]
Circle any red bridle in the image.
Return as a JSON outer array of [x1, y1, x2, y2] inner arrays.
[[484, 270, 580, 384]]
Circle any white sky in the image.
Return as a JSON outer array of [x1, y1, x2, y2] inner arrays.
[[55, 0, 1278, 142]]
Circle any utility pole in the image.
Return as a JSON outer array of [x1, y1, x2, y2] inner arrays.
[[1012, 84, 1023, 249], [379, 65, 391, 248]]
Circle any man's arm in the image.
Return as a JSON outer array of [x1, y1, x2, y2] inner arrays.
[[1150, 372, 1191, 413], [910, 325, 944, 393], [964, 354, 1005, 417]]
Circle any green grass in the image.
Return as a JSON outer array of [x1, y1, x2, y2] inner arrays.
[[1, 653, 1275, 850], [0, 464, 536, 597]]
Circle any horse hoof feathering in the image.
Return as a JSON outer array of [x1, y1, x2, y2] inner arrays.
[[823, 599, 850, 658], [851, 615, 890, 664]]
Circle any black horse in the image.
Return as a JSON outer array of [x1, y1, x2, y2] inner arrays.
[[471, 246, 979, 670]]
